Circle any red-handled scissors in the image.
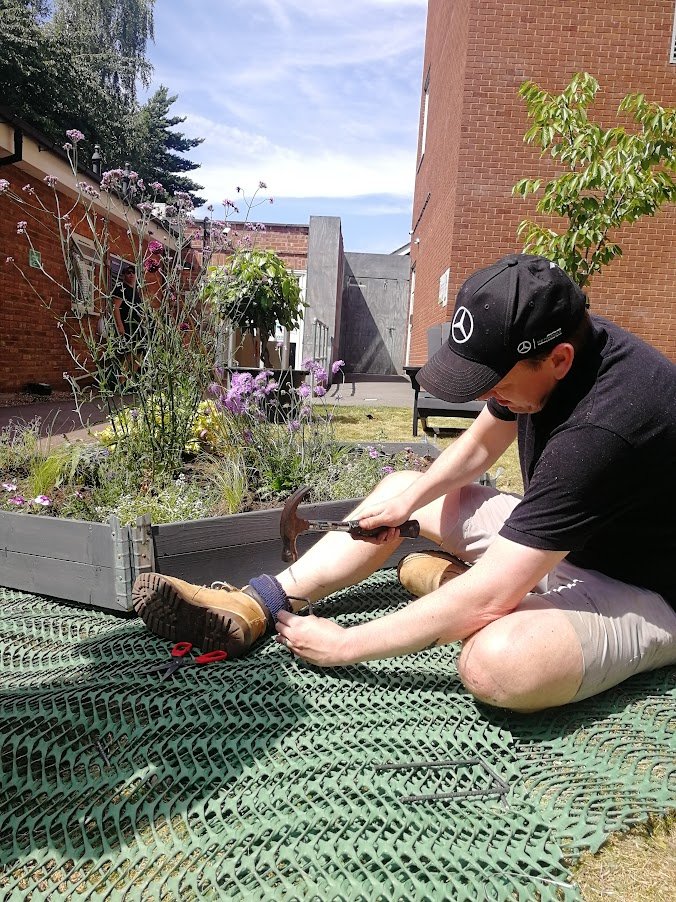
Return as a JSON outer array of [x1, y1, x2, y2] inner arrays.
[[147, 641, 228, 680]]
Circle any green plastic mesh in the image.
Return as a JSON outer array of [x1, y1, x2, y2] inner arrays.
[[1, 572, 674, 901]]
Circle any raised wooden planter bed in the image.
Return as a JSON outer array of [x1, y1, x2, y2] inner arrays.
[[0, 443, 439, 612]]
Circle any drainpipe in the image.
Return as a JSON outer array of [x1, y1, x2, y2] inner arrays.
[[0, 127, 23, 168]]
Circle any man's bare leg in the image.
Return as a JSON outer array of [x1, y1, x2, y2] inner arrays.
[[277, 470, 461, 609]]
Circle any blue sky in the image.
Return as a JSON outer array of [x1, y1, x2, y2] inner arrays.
[[144, 0, 428, 253]]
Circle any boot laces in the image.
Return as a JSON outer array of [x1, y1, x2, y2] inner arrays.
[[210, 580, 238, 591]]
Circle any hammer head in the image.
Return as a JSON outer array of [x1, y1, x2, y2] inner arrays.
[[280, 485, 312, 562]]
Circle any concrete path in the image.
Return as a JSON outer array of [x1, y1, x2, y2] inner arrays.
[[0, 376, 417, 444]]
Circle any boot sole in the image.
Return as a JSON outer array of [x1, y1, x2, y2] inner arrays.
[[132, 572, 241, 653]]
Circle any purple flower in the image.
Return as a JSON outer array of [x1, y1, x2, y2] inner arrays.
[[43, 175, 58, 188], [331, 359, 345, 375], [16, 221, 27, 234], [22, 184, 35, 195], [314, 366, 328, 386], [297, 383, 311, 398], [381, 466, 394, 475], [148, 240, 164, 253], [243, 430, 253, 444], [269, 197, 274, 204], [2, 482, 17, 491], [62, 142, 72, 151], [66, 129, 85, 143], [314, 385, 327, 397], [8, 496, 26, 506], [264, 380, 279, 395], [33, 495, 52, 506], [368, 448, 380, 459], [0, 179, 10, 193], [287, 419, 301, 433]]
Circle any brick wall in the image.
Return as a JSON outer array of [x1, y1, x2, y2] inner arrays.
[[0, 167, 150, 391], [409, 0, 676, 365], [193, 221, 309, 272]]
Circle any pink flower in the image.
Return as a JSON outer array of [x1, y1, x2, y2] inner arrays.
[[0, 179, 10, 193], [8, 496, 26, 506], [381, 466, 394, 475], [66, 129, 85, 143], [5, 257, 14, 264], [314, 385, 327, 397], [44, 175, 57, 187], [16, 221, 27, 234], [32, 495, 52, 506], [2, 482, 17, 491]]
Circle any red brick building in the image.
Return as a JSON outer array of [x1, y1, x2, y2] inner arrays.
[[408, 0, 676, 365], [0, 109, 175, 392]]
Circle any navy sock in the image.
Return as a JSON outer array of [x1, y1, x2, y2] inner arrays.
[[248, 574, 291, 622]]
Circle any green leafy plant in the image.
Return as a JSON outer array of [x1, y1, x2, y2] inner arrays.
[[204, 249, 305, 367], [513, 72, 676, 287]]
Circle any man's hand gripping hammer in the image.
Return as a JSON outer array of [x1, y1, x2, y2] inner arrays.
[[280, 485, 420, 563]]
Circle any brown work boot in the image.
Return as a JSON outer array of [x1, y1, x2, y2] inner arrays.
[[132, 573, 270, 657], [397, 549, 470, 598]]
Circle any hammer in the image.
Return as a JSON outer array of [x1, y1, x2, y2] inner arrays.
[[280, 485, 420, 562]]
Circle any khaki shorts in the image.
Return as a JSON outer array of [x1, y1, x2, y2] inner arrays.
[[442, 484, 676, 702]]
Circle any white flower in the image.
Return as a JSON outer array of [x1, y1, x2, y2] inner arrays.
[[2, 482, 17, 491], [32, 495, 52, 506]]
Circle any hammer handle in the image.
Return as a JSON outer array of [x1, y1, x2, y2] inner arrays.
[[349, 519, 420, 539]]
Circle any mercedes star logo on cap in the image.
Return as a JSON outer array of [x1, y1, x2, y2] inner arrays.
[[452, 306, 474, 344]]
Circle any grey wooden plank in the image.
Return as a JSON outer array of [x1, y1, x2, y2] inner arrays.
[[0, 511, 113, 567], [153, 499, 359, 558], [157, 533, 431, 588], [0, 550, 122, 609]]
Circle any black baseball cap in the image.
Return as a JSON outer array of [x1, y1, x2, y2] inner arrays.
[[417, 254, 588, 403]]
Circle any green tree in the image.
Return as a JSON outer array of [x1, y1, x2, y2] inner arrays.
[[513, 72, 676, 288], [131, 86, 205, 204], [204, 250, 305, 368], [49, 0, 154, 102], [0, 0, 149, 162]]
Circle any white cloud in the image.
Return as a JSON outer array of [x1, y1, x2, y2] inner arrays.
[[190, 115, 415, 201]]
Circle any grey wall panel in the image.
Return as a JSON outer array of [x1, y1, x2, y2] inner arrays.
[[341, 254, 410, 375], [304, 216, 344, 365]]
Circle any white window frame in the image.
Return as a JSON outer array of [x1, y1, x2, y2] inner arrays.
[[438, 267, 450, 307], [405, 265, 416, 365], [418, 67, 430, 167], [70, 234, 98, 316], [670, 2, 676, 63]]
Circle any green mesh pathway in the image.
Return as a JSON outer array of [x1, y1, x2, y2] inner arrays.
[[1, 572, 674, 901]]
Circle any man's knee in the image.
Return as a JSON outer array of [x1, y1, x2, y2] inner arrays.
[[456, 609, 584, 712], [457, 629, 519, 709]]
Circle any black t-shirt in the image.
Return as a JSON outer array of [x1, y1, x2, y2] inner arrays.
[[113, 282, 145, 339], [489, 316, 676, 606]]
